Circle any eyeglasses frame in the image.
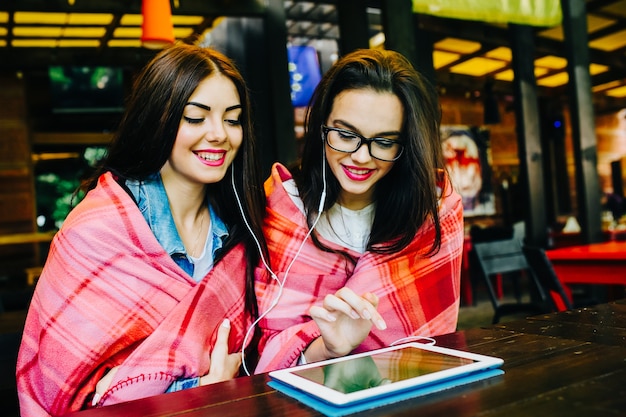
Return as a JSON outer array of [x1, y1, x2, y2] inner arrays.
[[320, 125, 405, 162]]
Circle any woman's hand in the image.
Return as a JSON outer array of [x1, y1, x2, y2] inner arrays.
[[199, 319, 242, 385], [306, 288, 386, 362]]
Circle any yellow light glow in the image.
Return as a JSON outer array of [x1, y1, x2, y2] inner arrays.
[[173, 27, 194, 38], [13, 27, 63, 37], [0, 12, 8, 24], [589, 29, 626, 51], [435, 37, 481, 54], [14, 12, 68, 25], [67, 13, 113, 25], [57, 39, 100, 47], [605, 85, 626, 98], [12, 39, 58, 47], [494, 67, 549, 81], [120, 14, 143, 26], [537, 72, 569, 87], [113, 27, 142, 38], [449, 57, 507, 76], [535, 55, 567, 69], [62, 27, 107, 38], [0, 27, 7, 36], [369, 32, 385, 49], [592, 80, 622, 93], [538, 15, 615, 41], [108, 39, 143, 47], [494, 69, 514, 81], [172, 15, 204, 25], [0, 40, 6, 47], [433, 50, 460, 69], [485, 47, 511, 61], [590, 63, 609, 75]]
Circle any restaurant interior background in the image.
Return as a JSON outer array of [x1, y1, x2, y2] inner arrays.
[[1, 1, 626, 308], [1, 1, 626, 415]]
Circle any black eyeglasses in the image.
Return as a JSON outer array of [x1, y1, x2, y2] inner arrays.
[[321, 125, 404, 162]]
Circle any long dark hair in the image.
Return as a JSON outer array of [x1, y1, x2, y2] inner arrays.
[[295, 49, 444, 256], [83, 43, 267, 315]]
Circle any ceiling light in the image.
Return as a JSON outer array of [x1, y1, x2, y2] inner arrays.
[[0, 12, 8, 24], [433, 50, 461, 69], [449, 57, 507, 76], [12, 39, 58, 47], [57, 39, 100, 47], [62, 27, 107, 38], [114, 27, 143, 38], [537, 72, 569, 87], [14, 12, 68, 25], [535, 55, 567, 69], [141, 0, 175, 49], [589, 29, 626, 51], [590, 63, 609, 75], [13, 27, 64, 37], [120, 14, 142, 26], [67, 13, 113, 25], [592, 80, 622, 93], [485, 47, 511, 61], [605, 85, 626, 98], [435, 37, 481, 54], [172, 15, 204, 25], [108, 39, 143, 47]]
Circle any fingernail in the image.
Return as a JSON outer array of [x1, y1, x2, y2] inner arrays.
[[350, 310, 360, 319], [91, 392, 101, 407], [222, 318, 230, 328], [362, 309, 372, 320], [377, 319, 387, 330], [326, 313, 337, 322]]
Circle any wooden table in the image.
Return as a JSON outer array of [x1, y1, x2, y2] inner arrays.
[[62, 299, 626, 417]]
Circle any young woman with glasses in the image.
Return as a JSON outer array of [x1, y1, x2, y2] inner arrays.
[[253, 48, 464, 373]]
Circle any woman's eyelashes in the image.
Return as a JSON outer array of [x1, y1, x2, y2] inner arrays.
[[183, 116, 204, 124], [182, 115, 241, 126]]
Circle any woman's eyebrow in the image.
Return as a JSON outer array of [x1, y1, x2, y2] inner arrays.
[[333, 119, 401, 137], [185, 102, 242, 112], [186, 101, 210, 111]]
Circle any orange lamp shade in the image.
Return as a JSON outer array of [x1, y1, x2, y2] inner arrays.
[[141, 0, 175, 49]]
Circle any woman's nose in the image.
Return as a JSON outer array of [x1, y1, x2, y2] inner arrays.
[[351, 142, 372, 163], [204, 120, 227, 143]]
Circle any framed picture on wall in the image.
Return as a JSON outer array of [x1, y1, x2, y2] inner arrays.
[[442, 125, 496, 217]]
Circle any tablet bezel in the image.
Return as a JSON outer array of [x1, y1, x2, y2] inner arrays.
[[268, 342, 504, 407]]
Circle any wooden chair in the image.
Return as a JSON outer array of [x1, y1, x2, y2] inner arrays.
[[521, 245, 574, 311], [472, 238, 552, 323]]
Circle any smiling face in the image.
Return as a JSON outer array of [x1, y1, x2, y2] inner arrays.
[[161, 73, 243, 188], [324, 88, 404, 210]]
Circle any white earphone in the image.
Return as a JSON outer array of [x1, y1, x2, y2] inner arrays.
[[231, 151, 327, 375]]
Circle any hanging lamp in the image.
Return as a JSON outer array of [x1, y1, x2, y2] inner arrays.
[[141, 0, 175, 49]]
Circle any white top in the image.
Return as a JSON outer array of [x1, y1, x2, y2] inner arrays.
[[283, 179, 374, 253]]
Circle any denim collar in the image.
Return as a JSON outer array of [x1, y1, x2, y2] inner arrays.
[[125, 173, 228, 262]]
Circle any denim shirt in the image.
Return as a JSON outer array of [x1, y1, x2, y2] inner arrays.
[[125, 173, 228, 281]]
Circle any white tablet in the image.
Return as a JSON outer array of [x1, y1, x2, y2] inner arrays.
[[268, 342, 504, 407]]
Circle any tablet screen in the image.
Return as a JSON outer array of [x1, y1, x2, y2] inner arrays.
[[269, 343, 504, 406], [291, 346, 475, 394]]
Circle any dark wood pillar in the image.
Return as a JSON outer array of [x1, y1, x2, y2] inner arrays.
[[509, 24, 548, 247], [380, 0, 419, 66], [561, 0, 603, 244], [412, 14, 436, 87], [336, 0, 369, 55], [261, 0, 297, 170]]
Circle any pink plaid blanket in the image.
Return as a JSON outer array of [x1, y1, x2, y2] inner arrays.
[[17, 172, 251, 416], [254, 163, 463, 373]]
